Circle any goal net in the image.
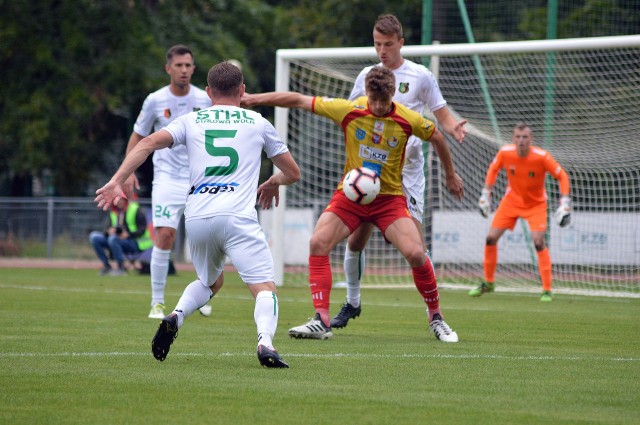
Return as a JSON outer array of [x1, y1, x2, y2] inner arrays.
[[265, 35, 640, 297]]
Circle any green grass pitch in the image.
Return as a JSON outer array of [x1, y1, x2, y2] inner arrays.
[[1, 268, 638, 424]]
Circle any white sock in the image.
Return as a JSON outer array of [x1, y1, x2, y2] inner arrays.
[[344, 247, 364, 308], [150, 247, 171, 306], [173, 280, 213, 328], [254, 291, 278, 348]]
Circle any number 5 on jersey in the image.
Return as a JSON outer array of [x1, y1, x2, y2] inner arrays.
[[205, 130, 239, 176]]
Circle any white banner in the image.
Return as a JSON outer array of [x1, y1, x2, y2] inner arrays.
[[260, 208, 314, 265], [432, 211, 640, 265]]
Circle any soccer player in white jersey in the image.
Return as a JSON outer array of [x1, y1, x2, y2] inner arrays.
[[332, 14, 468, 333], [124, 45, 217, 319], [96, 61, 301, 368]]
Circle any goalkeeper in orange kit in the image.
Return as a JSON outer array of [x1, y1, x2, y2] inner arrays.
[[470, 123, 571, 301]]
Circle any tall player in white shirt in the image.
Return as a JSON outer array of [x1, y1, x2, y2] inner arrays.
[[124, 45, 217, 319], [331, 14, 468, 334], [96, 61, 300, 368]]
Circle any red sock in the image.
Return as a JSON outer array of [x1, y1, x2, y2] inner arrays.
[[412, 261, 440, 320], [484, 244, 497, 283], [537, 248, 552, 291], [309, 255, 332, 326]]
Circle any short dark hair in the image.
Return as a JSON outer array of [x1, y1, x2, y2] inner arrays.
[[374, 14, 403, 39], [166, 45, 193, 64], [514, 122, 532, 133], [207, 61, 244, 97], [365, 66, 396, 99]]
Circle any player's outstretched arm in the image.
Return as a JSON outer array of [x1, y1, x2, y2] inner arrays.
[[428, 129, 464, 200], [95, 130, 173, 211], [122, 131, 144, 198], [241, 92, 314, 111], [257, 152, 301, 209], [433, 106, 468, 144]]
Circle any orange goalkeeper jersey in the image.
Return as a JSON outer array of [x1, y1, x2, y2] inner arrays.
[[486, 144, 570, 208], [312, 96, 435, 195]]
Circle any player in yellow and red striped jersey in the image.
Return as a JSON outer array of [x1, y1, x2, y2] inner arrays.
[[242, 66, 464, 342]]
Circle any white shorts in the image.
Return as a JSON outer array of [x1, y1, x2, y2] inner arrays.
[[151, 179, 190, 229], [402, 166, 425, 222], [186, 215, 275, 286]]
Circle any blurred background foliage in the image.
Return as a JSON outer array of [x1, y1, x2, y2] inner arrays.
[[1, 0, 638, 197]]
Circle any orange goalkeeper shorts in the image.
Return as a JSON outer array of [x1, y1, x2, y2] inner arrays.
[[491, 197, 548, 232]]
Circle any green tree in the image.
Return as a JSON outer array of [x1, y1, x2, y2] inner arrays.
[[0, 0, 280, 196], [1, 1, 159, 195], [2, 0, 638, 196]]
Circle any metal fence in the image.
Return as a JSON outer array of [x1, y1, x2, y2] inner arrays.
[[0, 197, 186, 260]]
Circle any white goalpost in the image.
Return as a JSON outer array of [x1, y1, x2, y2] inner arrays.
[[264, 35, 640, 297]]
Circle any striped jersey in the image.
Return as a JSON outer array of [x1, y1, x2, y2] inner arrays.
[[350, 60, 446, 170], [312, 96, 436, 195]]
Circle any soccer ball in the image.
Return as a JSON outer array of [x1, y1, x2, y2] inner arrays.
[[342, 167, 380, 205]]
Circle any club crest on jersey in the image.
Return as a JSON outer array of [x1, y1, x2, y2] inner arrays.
[[509, 166, 516, 175], [355, 128, 366, 140], [529, 171, 535, 178], [399, 82, 410, 93], [164, 108, 171, 118], [374, 120, 385, 133], [387, 136, 399, 148], [372, 133, 382, 144]]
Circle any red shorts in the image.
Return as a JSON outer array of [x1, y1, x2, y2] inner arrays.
[[325, 190, 412, 235], [491, 196, 548, 232]]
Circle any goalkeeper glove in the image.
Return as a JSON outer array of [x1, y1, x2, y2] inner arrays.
[[554, 196, 571, 227], [478, 188, 491, 218]]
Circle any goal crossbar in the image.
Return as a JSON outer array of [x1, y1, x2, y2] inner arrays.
[[268, 35, 640, 297]]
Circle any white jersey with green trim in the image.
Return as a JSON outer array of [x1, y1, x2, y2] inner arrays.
[[164, 105, 289, 222], [350, 59, 446, 170], [133, 84, 211, 181]]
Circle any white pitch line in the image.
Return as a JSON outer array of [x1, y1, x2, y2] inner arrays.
[[0, 351, 637, 362], [2, 283, 636, 314]]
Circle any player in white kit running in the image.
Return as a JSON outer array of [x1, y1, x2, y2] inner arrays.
[[124, 45, 217, 319], [332, 14, 468, 332], [96, 61, 301, 368]]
